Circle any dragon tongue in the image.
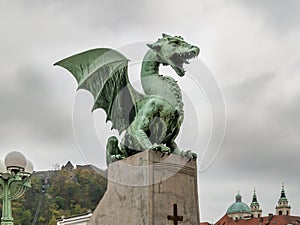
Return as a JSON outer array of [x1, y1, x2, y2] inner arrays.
[[172, 65, 185, 76]]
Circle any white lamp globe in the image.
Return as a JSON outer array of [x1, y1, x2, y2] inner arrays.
[[4, 151, 27, 171], [0, 159, 6, 173], [25, 159, 34, 174]]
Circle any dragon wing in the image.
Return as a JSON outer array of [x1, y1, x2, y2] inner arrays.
[[54, 48, 143, 133]]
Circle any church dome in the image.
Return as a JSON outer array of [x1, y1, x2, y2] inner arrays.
[[227, 193, 251, 214]]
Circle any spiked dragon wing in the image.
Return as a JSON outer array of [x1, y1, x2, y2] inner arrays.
[[54, 48, 143, 133]]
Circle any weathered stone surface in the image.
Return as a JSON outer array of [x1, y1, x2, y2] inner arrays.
[[88, 150, 200, 225]]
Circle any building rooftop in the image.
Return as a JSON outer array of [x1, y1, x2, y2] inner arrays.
[[227, 193, 251, 214], [212, 214, 300, 225]]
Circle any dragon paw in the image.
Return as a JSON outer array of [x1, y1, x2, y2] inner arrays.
[[110, 154, 125, 162], [180, 150, 197, 161], [151, 144, 171, 157]]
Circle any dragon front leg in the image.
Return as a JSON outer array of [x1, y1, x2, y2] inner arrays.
[[135, 129, 171, 155], [133, 100, 173, 156]]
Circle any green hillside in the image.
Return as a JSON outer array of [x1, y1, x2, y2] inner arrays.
[[0, 164, 107, 225]]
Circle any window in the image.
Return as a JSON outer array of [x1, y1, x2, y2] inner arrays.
[[279, 211, 282, 215]]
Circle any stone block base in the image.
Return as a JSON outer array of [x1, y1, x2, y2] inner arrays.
[[88, 150, 200, 225]]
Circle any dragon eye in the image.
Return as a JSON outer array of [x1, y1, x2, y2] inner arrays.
[[171, 40, 180, 46]]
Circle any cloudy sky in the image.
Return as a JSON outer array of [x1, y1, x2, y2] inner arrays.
[[1, 0, 300, 222]]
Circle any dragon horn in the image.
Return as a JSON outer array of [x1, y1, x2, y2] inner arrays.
[[162, 33, 172, 38], [147, 43, 161, 51]]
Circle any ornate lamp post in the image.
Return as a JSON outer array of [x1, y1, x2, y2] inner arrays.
[[0, 151, 33, 225]]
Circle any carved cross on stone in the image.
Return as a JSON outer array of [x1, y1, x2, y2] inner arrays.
[[167, 204, 183, 225]]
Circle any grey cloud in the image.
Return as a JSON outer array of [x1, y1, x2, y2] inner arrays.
[[220, 72, 300, 175], [271, 93, 300, 135], [235, 0, 300, 33], [227, 72, 277, 103], [0, 66, 73, 143]]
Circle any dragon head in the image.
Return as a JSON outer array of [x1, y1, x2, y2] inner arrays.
[[147, 33, 200, 76]]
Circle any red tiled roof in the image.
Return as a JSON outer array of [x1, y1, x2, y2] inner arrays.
[[210, 214, 300, 225]]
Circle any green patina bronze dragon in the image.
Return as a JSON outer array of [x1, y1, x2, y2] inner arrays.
[[55, 34, 199, 166]]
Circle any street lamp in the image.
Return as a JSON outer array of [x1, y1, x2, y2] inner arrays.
[[0, 151, 33, 225]]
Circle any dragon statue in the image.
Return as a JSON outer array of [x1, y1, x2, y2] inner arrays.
[[55, 34, 200, 166]]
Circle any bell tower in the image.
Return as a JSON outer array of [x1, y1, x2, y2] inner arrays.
[[275, 183, 291, 215], [250, 189, 262, 218]]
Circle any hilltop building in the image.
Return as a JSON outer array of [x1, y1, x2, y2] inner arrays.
[[61, 161, 74, 171]]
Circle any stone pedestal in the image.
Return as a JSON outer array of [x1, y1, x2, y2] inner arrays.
[[88, 150, 200, 225]]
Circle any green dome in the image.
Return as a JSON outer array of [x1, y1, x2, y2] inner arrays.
[[226, 193, 251, 214]]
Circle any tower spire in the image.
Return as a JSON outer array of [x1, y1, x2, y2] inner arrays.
[[276, 183, 291, 215], [280, 183, 286, 199], [252, 188, 258, 203], [250, 188, 262, 218]]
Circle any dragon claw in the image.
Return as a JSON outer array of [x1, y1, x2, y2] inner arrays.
[[151, 144, 171, 156], [180, 150, 197, 161], [111, 154, 125, 160]]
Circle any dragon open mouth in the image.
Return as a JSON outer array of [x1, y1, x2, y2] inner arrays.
[[170, 50, 198, 76]]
